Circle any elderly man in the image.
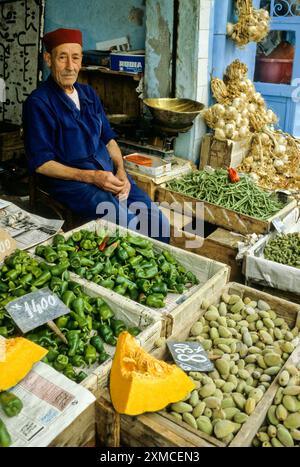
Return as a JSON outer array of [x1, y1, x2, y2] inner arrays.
[[23, 28, 169, 243]]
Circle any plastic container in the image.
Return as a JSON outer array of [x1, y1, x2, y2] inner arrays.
[[256, 56, 293, 84], [123, 153, 171, 177]]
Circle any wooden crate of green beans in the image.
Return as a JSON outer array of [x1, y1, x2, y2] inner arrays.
[[155, 169, 297, 235]]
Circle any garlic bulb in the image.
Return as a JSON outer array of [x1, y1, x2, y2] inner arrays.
[[241, 109, 249, 118], [260, 133, 270, 144], [239, 126, 248, 138], [226, 22, 234, 36], [226, 106, 238, 120], [214, 103, 226, 117], [215, 118, 226, 129], [249, 173, 259, 182], [248, 103, 256, 113], [214, 128, 226, 141], [232, 97, 243, 110]]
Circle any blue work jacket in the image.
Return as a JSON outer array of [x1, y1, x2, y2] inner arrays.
[[23, 75, 117, 175]]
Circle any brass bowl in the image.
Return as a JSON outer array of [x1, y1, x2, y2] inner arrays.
[[143, 98, 204, 129]]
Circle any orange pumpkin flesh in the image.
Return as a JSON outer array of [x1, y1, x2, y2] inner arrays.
[[0, 337, 48, 391], [110, 332, 195, 415]]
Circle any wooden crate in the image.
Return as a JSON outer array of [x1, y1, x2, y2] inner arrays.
[[32, 219, 230, 339], [200, 134, 250, 170], [162, 206, 245, 282], [102, 282, 299, 448], [0, 124, 24, 161], [127, 157, 194, 200], [50, 402, 96, 447], [155, 184, 297, 236]]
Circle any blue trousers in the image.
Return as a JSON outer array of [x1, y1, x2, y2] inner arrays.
[[45, 176, 170, 244]]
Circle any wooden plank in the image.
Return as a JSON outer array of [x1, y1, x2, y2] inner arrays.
[[50, 402, 95, 447], [155, 184, 297, 235], [199, 134, 250, 170], [246, 281, 300, 306], [96, 395, 120, 447]]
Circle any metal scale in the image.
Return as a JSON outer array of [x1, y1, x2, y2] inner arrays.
[[109, 98, 204, 160]]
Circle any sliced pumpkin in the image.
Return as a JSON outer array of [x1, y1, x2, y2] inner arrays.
[[110, 331, 195, 415], [0, 337, 48, 391]]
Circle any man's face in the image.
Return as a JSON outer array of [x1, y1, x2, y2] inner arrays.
[[44, 43, 82, 92]]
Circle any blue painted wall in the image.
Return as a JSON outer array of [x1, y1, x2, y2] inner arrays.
[[44, 0, 146, 50], [210, 0, 260, 82]]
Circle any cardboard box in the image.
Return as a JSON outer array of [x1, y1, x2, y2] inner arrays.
[[110, 50, 145, 74], [200, 133, 250, 169]]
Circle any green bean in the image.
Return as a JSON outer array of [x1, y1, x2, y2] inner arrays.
[[166, 169, 285, 220]]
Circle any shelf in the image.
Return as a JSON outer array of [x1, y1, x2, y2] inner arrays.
[[80, 66, 142, 81]]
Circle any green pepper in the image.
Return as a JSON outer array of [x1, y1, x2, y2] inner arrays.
[[70, 355, 86, 367], [52, 234, 66, 246], [114, 284, 127, 295], [80, 239, 97, 250], [62, 290, 76, 308], [57, 250, 69, 260], [98, 303, 114, 321], [146, 293, 165, 308], [43, 246, 58, 263], [86, 315, 93, 331], [103, 241, 120, 258], [74, 267, 86, 278], [89, 263, 104, 275], [128, 327, 141, 336], [136, 279, 151, 294], [129, 287, 139, 301], [76, 371, 88, 383], [98, 352, 110, 364], [98, 323, 116, 345], [120, 242, 136, 258], [0, 282, 8, 293], [79, 257, 95, 267], [0, 418, 11, 447], [70, 297, 85, 317], [31, 270, 51, 288], [162, 250, 177, 264], [90, 335, 105, 354], [84, 344, 97, 365], [31, 266, 43, 278], [77, 339, 85, 354], [71, 231, 82, 242], [151, 282, 168, 296], [185, 271, 199, 285], [175, 283, 186, 294], [5, 269, 21, 281], [56, 243, 76, 252], [68, 281, 82, 295], [136, 264, 158, 279], [49, 261, 70, 277], [0, 327, 8, 337], [64, 364, 77, 381], [14, 288, 27, 297], [110, 319, 126, 337], [46, 347, 59, 362], [127, 235, 151, 249], [67, 330, 80, 356], [117, 246, 129, 262], [70, 311, 87, 329], [128, 255, 143, 269], [53, 354, 69, 371], [135, 247, 155, 259], [66, 319, 79, 330], [68, 253, 81, 269], [99, 278, 115, 290], [35, 245, 46, 257], [0, 391, 23, 417], [19, 273, 33, 288]]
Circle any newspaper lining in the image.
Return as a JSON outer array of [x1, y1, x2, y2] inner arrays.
[[2, 362, 95, 447], [0, 200, 63, 250]]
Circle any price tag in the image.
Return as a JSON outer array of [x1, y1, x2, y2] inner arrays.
[[0, 229, 16, 262], [5, 287, 70, 334], [167, 341, 214, 372]]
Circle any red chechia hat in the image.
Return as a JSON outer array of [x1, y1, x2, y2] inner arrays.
[[43, 28, 82, 52]]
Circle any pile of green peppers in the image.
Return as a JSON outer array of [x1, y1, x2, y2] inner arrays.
[[0, 250, 140, 384], [0, 391, 23, 447], [35, 229, 199, 308]]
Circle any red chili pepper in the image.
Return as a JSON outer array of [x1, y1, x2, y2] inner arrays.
[[98, 236, 109, 251], [227, 167, 240, 183]]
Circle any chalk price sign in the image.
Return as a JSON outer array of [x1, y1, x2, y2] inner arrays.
[[167, 342, 214, 372], [5, 287, 70, 333]]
